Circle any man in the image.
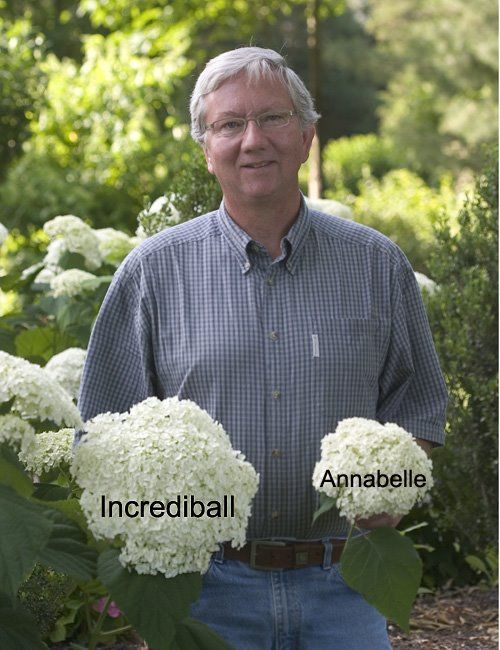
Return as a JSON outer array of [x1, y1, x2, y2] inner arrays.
[[78, 47, 447, 648]]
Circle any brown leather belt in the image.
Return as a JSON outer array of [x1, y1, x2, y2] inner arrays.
[[222, 539, 346, 570]]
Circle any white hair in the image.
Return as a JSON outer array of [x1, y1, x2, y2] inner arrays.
[[189, 46, 320, 144]]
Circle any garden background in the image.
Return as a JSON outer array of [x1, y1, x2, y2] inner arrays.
[[0, 0, 497, 648]]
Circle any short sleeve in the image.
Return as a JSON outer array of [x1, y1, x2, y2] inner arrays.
[[77, 265, 158, 426], [376, 260, 448, 445]]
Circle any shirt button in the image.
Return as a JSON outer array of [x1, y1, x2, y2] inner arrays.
[[271, 390, 281, 399], [271, 511, 279, 519], [267, 276, 274, 286], [271, 449, 282, 458], [269, 331, 278, 341], [244, 262, 250, 270]]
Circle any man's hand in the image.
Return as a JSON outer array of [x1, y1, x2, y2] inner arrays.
[[354, 513, 403, 529]]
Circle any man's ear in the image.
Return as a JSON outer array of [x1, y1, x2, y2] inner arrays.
[[203, 145, 215, 175], [301, 125, 316, 164]]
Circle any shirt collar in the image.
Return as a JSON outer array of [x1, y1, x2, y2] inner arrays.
[[216, 194, 311, 275]]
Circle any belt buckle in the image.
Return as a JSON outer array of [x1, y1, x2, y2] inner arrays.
[[249, 540, 287, 570]]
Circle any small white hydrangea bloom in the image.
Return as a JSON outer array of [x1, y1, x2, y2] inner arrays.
[[43, 214, 102, 270], [0, 414, 36, 450], [45, 348, 87, 400], [0, 222, 8, 245], [50, 269, 102, 298], [19, 428, 74, 474], [312, 417, 433, 522], [72, 396, 259, 578], [0, 351, 82, 428], [414, 272, 437, 295], [94, 228, 137, 266]]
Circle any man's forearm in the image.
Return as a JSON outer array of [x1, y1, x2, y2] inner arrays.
[[415, 437, 434, 457]]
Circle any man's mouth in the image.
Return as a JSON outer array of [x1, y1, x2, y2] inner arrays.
[[242, 161, 274, 169]]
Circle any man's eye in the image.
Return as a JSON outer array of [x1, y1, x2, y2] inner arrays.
[[261, 113, 286, 125], [220, 120, 242, 131]]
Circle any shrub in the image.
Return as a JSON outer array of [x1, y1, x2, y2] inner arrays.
[[322, 133, 400, 195], [425, 146, 498, 555], [340, 169, 458, 274]]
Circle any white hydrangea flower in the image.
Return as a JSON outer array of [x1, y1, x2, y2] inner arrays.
[[414, 271, 437, 295], [94, 228, 137, 266], [45, 348, 87, 400], [0, 414, 36, 450], [0, 351, 83, 428], [43, 215, 102, 270], [312, 418, 433, 522], [0, 222, 8, 245], [33, 267, 57, 285], [305, 197, 353, 221], [19, 428, 74, 474], [72, 396, 259, 578], [50, 269, 102, 298]]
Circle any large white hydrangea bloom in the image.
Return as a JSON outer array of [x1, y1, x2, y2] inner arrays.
[[0, 351, 83, 428], [72, 397, 259, 577], [94, 228, 138, 266], [50, 269, 103, 298], [19, 428, 74, 475], [0, 414, 36, 450], [43, 214, 102, 270], [45, 348, 87, 400], [312, 418, 433, 522]]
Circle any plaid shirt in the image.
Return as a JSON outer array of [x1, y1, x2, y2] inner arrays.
[[77, 198, 447, 540]]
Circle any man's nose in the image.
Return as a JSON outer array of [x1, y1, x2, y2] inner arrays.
[[240, 119, 268, 149]]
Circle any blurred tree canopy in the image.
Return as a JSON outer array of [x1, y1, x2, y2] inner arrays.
[[0, 0, 497, 229]]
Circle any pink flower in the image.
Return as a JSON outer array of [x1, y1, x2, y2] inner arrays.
[[92, 596, 122, 618]]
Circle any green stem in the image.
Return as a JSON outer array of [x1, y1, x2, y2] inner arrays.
[[100, 625, 132, 636], [88, 595, 111, 650], [345, 522, 355, 547]]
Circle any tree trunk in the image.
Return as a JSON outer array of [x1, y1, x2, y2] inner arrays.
[[306, 0, 322, 199]]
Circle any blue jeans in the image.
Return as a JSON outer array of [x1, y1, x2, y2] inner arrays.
[[190, 544, 392, 649]]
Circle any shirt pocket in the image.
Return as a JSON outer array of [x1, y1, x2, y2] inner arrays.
[[308, 316, 388, 418]]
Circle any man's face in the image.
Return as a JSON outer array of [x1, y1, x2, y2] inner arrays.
[[202, 72, 315, 205]]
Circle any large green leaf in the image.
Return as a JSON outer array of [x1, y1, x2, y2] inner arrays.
[[0, 444, 33, 497], [37, 509, 97, 581], [341, 527, 422, 632], [98, 549, 202, 650], [32, 483, 71, 501], [0, 485, 53, 597], [0, 593, 48, 650], [14, 326, 79, 362], [172, 617, 234, 650]]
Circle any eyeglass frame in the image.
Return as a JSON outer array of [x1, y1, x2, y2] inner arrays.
[[204, 110, 297, 138]]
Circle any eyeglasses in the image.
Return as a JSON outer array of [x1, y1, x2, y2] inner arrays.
[[205, 110, 296, 138]]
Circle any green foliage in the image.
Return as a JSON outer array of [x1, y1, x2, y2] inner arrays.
[[425, 147, 498, 554], [367, 0, 498, 180], [334, 169, 457, 274], [18, 564, 75, 640], [322, 134, 400, 194], [341, 527, 422, 632], [0, 17, 46, 179]]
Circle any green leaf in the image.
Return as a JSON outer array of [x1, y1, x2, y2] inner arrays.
[[0, 485, 53, 597], [311, 493, 336, 525], [340, 527, 422, 632], [98, 549, 202, 650], [173, 617, 234, 650], [0, 445, 33, 497], [32, 483, 71, 501], [0, 397, 16, 416], [0, 593, 48, 650], [14, 326, 78, 362], [32, 497, 89, 532], [37, 509, 97, 581]]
